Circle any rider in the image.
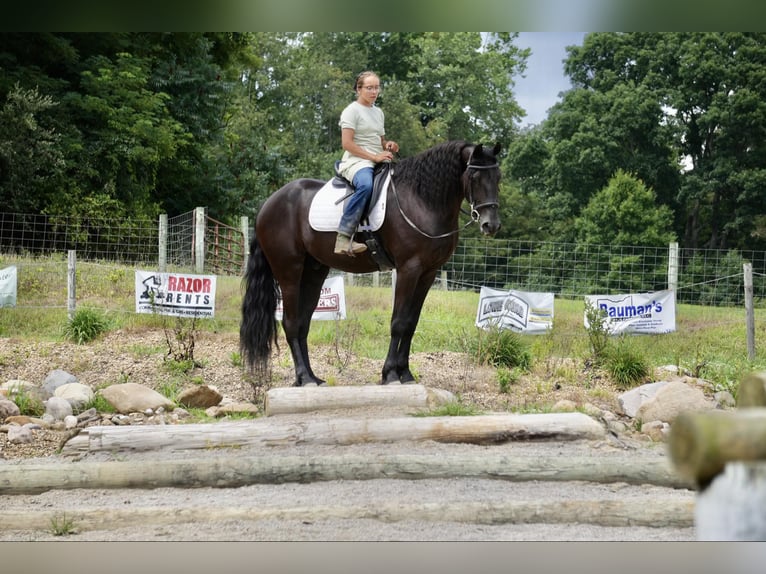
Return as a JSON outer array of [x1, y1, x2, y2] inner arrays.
[[335, 71, 399, 256]]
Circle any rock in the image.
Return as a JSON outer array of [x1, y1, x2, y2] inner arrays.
[[1, 380, 37, 397], [54, 383, 95, 412], [45, 396, 73, 421], [205, 402, 259, 418], [177, 385, 223, 409], [64, 415, 79, 430], [7, 424, 33, 444], [99, 383, 175, 414], [42, 369, 79, 399], [636, 381, 714, 424], [618, 381, 669, 418], [552, 399, 577, 413], [714, 390, 736, 409], [0, 398, 21, 421], [4, 415, 46, 427], [640, 420, 669, 442]]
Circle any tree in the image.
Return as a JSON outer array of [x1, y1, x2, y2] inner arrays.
[[0, 84, 65, 213], [575, 169, 676, 247]]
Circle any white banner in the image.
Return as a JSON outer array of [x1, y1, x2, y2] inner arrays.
[[0, 266, 17, 308], [276, 275, 346, 321], [584, 289, 676, 335], [135, 270, 216, 318], [475, 287, 554, 334]]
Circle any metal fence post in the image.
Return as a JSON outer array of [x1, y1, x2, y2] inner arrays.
[[67, 250, 76, 320]]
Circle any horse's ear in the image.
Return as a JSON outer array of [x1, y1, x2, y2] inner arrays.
[[492, 142, 501, 157]]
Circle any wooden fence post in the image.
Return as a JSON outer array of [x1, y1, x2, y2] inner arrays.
[[158, 214, 168, 273], [745, 262, 755, 361], [194, 207, 205, 274], [240, 216, 249, 274], [668, 241, 678, 292]]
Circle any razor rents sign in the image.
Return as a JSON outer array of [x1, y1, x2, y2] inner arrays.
[[135, 271, 216, 318]]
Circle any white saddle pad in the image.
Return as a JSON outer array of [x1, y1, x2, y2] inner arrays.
[[308, 174, 389, 233]]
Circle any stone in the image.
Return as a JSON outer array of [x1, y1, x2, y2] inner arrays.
[[618, 381, 669, 418], [7, 424, 33, 444], [205, 402, 259, 418], [42, 369, 79, 399], [177, 385, 223, 409], [636, 380, 714, 424], [45, 396, 73, 421], [552, 399, 577, 412], [0, 398, 21, 422], [99, 382, 175, 414], [54, 383, 95, 412]]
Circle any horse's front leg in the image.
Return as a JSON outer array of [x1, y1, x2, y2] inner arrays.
[[382, 269, 436, 384]]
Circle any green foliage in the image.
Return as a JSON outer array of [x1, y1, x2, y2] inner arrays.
[[575, 170, 676, 247], [11, 389, 45, 417], [496, 367, 522, 393], [62, 308, 111, 344], [411, 400, 484, 417], [49, 513, 77, 536], [605, 338, 650, 389], [583, 299, 610, 363], [472, 325, 532, 370]]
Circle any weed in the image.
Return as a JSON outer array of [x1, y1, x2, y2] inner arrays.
[[229, 351, 243, 368], [49, 513, 77, 536], [584, 299, 611, 363], [62, 307, 111, 344], [12, 388, 45, 417], [411, 400, 484, 417], [84, 393, 116, 413], [496, 366, 521, 393]]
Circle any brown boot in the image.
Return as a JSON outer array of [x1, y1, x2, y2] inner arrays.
[[334, 233, 367, 255]]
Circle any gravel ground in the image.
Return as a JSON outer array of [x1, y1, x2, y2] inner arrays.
[[1, 329, 699, 541]]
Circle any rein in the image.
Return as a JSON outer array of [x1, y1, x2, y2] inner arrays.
[[391, 161, 500, 240]]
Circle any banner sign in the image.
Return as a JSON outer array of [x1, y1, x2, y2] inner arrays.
[[584, 289, 676, 335], [276, 275, 346, 321], [475, 287, 554, 334], [0, 266, 17, 308], [135, 270, 216, 318]]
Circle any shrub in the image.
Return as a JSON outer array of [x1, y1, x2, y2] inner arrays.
[[62, 307, 110, 344], [606, 339, 649, 389], [473, 325, 532, 370]]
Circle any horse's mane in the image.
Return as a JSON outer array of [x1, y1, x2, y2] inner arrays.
[[392, 140, 468, 208]]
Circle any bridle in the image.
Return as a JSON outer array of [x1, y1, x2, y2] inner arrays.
[[391, 160, 500, 240]]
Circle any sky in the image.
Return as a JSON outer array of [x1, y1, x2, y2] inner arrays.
[[513, 32, 587, 126]]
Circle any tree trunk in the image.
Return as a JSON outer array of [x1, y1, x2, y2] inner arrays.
[[264, 384, 455, 415], [0, 452, 689, 495], [61, 413, 606, 455], [668, 408, 766, 488]]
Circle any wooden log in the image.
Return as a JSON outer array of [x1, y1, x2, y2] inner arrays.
[[737, 372, 766, 407], [668, 408, 766, 488], [0, 453, 689, 495], [264, 384, 455, 416], [0, 498, 695, 533], [61, 412, 606, 455]]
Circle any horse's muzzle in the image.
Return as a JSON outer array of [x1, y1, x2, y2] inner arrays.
[[481, 219, 501, 236]]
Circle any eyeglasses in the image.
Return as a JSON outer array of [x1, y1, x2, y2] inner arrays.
[[361, 85, 381, 92]]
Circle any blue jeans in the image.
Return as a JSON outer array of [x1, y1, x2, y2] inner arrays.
[[338, 166, 373, 236]]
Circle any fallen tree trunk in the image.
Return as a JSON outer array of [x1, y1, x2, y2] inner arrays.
[[0, 453, 690, 494], [264, 384, 455, 415], [61, 413, 606, 455], [668, 408, 766, 488], [1, 498, 695, 533]]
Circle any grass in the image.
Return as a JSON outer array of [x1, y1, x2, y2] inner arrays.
[[2, 257, 766, 400]]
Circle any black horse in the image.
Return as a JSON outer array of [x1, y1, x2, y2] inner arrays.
[[240, 140, 502, 386]]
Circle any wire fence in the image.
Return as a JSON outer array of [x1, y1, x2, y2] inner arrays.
[[3, 209, 766, 318]]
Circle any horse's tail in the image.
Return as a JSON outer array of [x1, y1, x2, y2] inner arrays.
[[239, 234, 279, 376]]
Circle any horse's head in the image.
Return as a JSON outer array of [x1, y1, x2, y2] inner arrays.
[[463, 142, 502, 236]]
